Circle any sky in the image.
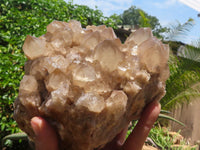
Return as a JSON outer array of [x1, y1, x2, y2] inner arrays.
[[65, 0, 200, 45]]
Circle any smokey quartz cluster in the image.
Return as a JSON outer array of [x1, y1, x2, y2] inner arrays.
[[14, 20, 169, 150]]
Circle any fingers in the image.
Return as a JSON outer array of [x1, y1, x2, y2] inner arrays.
[[31, 117, 59, 150], [30, 101, 160, 150], [122, 101, 161, 150]]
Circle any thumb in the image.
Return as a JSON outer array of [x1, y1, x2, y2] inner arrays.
[[31, 117, 59, 150]]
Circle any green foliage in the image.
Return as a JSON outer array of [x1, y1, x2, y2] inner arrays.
[[161, 54, 200, 110], [120, 6, 141, 27], [148, 127, 174, 149], [148, 127, 198, 149], [65, 3, 119, 28], [119, 6, 168, 38], [127, 122, 188, 149], [138, 10, 152, 28], [0, 0, 119, 141], [178, 44, 200, 62], [120, 6, 168, 38], [108, 13, 123, 29]]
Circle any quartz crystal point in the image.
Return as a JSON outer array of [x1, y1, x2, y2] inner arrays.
[[14, 20, 170, 150]]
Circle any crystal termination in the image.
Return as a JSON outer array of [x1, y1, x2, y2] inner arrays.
[[14, 20, 169, 150]]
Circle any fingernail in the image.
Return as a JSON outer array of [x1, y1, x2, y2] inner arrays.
[[117, 134, 125, 146], [152, 100, 161, 110], [117, 126, 128, 146], [156, 101, 161, 111], [117, 139, 124, 146], [31, 117, 42, 136]]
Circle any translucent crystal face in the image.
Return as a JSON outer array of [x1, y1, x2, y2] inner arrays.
[[19, 75, 38, 93], [94, 40, 124, 71], [23, 35, 48, 60], [14, 20, 169, 150]]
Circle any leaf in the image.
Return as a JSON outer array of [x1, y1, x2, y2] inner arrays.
[[160, 110, 171, 114], [159, 114, 185, 126], [1, 124, 6, 131], [177, 44, 200, 62], [164, 18, 195, 41]]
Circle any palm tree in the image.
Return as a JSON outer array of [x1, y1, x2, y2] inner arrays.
[[160, 18, 200, 110]]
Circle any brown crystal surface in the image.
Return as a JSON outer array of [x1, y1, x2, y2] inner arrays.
[[14, 20, 169, 150]]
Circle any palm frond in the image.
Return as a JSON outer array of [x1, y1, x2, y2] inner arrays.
[[162, 87, 200, 110], [164, 18, 195, 41], [161, 54, 200, 110], [177, 40, 200, 62]]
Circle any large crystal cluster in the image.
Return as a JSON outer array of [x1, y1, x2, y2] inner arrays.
[[14, 20, 169, 150]]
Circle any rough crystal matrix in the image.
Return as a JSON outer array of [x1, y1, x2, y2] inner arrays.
[[14, 20, 169, 150]]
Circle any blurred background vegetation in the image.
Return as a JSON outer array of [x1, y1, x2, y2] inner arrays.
[[1, 0, 200, 149]]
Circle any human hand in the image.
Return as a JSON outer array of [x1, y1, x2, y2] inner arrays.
[[31, 101, 161, 150]]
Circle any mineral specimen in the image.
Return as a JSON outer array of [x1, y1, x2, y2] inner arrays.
[[14, 20, 169, 150]]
